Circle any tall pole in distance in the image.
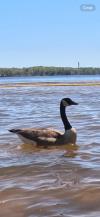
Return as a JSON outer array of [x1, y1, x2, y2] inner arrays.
[[78, 61, 80, 69]]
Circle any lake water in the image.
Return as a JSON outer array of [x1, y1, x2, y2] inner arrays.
[[0, 75, 100, 217], [0, 74, 100, 83]]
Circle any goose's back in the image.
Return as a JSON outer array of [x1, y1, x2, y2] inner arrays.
[[9, 128, 63, 145]]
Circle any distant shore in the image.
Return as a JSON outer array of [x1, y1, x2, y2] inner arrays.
[[0, 66, 100, 77]]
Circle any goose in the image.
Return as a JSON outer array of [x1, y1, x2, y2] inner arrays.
[[9, 98, 78, 146]]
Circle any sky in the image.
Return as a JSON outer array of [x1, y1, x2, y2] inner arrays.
[[0, 0, 99, 68]]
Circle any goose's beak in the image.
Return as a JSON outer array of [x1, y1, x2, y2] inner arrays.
[[71, 100, 78, 105]]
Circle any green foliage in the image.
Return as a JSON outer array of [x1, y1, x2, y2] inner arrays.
[[0, 66, 99, 77]]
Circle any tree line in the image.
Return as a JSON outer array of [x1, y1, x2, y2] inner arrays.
[[0, 66, 100, 76]]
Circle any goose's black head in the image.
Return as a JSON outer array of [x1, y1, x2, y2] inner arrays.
[[61, 98, 78, 107]]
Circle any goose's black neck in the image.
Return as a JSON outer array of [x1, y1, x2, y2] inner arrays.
[[60, 102, 72, 130]]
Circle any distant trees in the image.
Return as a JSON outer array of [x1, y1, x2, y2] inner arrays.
[[0, 66, 100, 77]]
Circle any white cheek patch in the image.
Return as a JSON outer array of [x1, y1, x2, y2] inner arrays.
[[62, 100, 69, 107]]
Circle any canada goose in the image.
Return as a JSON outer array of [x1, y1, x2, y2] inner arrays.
[[9, 98, 78, 146]]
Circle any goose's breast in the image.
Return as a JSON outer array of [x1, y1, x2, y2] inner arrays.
[[63, 128, 77, 144]]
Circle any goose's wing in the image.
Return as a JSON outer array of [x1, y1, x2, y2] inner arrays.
[[9, 128, 63, 145]]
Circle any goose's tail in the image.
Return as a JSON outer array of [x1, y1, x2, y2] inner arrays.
[[9, 129, 20, 134]]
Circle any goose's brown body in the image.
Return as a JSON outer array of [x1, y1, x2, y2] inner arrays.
[[9, 98, 78, 146], [9, 127, 76, 146]]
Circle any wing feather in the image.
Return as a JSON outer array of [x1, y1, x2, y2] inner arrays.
[[9, 128, 63, 144]]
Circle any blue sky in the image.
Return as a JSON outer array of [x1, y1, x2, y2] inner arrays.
[[0, 0, 99, 67]]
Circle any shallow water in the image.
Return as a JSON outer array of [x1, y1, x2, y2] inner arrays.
[[0, 76, 100, 217]]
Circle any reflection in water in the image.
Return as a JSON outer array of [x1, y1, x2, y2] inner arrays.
[[63, 144, 79, 158], [0, 77, 100, 217]]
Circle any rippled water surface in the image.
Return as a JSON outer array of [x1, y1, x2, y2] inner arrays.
[[0, 75, 100, 217]]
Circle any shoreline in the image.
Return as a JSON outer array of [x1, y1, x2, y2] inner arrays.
[[0, 81, 100, 88]]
